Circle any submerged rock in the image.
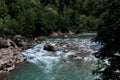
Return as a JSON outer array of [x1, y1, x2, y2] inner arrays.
[[55, 39, 96, 61], [67, 52, 94, 61]]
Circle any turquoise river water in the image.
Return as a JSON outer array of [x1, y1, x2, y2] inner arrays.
[[0, 33, 100, 80]]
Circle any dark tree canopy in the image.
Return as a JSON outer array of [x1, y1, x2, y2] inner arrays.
[[0, 0, 104, 38], [94, 0, 120, 80]]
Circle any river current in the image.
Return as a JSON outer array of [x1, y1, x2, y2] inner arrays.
[[0, 33, 100, 80]]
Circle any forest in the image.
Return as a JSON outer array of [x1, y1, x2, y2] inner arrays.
[[0, 0, 105, 38], [0, 0, 120, 80]]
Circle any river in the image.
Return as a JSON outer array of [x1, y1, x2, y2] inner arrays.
[[0, 33, 100, 80]]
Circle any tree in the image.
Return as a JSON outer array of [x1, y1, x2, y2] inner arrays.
[[94, 0, 120, 80], [0, 0, 8, 18], [0, 0, 105, 38]]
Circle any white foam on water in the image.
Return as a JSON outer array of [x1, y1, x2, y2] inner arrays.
[[64, 52, 76, 58], [22, 37, 100, 73]]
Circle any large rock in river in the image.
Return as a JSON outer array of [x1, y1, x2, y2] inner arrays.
[[44, 43, 58, 51]]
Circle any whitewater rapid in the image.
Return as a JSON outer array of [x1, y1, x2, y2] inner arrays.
[[22, 37, 100, 73], [0, 33, 102, 80]]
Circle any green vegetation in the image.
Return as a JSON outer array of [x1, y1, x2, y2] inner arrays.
[[94, 0, 120, 80], [0, 0, 104, 38], [0, 0, 120, 79]]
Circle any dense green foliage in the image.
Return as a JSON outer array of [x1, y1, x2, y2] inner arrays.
[[94, 0, 120, 80], [0, 0, 120, 79], [0, 0, 104, 38]]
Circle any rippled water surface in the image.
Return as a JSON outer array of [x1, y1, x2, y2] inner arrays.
[[0, 33, 100, 80]]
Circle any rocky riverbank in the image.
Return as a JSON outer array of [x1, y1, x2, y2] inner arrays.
[[0, 47, 25, 73], [0, 33, 97, 73], [0, 36, 39, 73], [0, 33, 64, 73]]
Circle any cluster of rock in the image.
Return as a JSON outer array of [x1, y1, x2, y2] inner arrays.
[[0, 35, 34, 73], [0, 35, 47, 73], [43, 39, 96, 61], [0, 47, 25, 73]]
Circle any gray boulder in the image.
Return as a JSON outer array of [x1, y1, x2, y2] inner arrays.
[[0, 38, 17, 48], [44, 43, 58, 51], [14, 35, 25, 46]]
